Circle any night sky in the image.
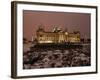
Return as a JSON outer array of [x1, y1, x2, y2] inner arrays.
[[23, 10, 91, 41]]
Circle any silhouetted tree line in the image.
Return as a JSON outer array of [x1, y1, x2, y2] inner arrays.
[[23, 38, 32, 44]]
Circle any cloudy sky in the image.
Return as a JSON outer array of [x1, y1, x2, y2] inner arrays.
[[23, 10, 90, 41]]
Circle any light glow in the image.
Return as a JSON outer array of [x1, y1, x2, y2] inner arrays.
[[39, 40, 53, 43]]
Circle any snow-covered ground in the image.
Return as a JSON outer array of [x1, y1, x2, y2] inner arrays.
[[23, 43, 91, 69]]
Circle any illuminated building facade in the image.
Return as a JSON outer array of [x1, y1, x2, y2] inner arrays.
[[35, 26, 80, 44]]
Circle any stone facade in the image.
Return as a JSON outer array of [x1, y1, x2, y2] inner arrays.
[[35, 26, 80, 43]]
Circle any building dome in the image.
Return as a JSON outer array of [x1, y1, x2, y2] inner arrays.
[[52, 26, 62, 32]]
